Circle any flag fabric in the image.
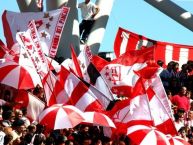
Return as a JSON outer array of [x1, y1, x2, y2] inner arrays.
[[16, 20, 49, 78], [57, 66, 106, 112], [114, 27, 193, 67], [14, 90, 45, 121], [72, 45, 114, 101], [104, 78, 154, 138], [2, 7, 70, 58], [92, 48, 154, 97], [0, 39, 9, 58], [136, 65, 177, 135], [42, 70, 59, 106], [70, 45, 83, 78]]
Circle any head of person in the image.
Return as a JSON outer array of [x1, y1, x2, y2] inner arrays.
[[179, 86, 187, 96], [12, 119, 26, 134], [157, 60, 164, 67], [85, 0, 90, 4]]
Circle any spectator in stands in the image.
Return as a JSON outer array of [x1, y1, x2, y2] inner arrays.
[[178, 127, 189, 142], [78, 0, 100, 44], [171, 86, 190, 112], [2, 110, 15, 127], [160, 61, 175, 92], [174, 113, 185, 132], [177, 64, 189, 88], [156, 60, 164, 74]]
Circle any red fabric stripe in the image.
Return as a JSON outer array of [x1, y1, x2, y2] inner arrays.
[[111, 86, 133, 98], [146, 87, 155, 101], [59, 66, 71, 87], [0, 65, 17, 80], [14, 90, 29, 108], [128, 129, 150, 144], [126, 32, 139, 51], [188, 47, 193, 60], [155, 131, 168, 145], [71, 45, 83, 78], [67, 81, 88, 105], [172, 46, 180, 61], [111, 48, 154, 66], [84, 100, 103, 112], [156, 118, 177, 136], [92, 55, 109, 72], [40, 108, 59, 129], [2, 10, 14, 48], [94, 113, 109, 126], [114, 27, 122, 57], [18, 67, 34, 89], [154, 42, 166, 64]]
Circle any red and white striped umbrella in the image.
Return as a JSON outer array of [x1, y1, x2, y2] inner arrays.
[[166, 135, 190, 145], [38, 104, 85, 130], [127, 125, 170, 145], [0, 61, 42, 89], [83, 112, 116, 128]]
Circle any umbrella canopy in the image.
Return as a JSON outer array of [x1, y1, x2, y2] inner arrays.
[[0, 61, 42, 89], [166, 135, 190, 145], [127, 125, 170, 145], [38, 104, 85, 130], [83, 111, 116, 128]]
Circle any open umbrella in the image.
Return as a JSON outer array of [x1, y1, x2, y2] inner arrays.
[[83, 111, 116, 128], [0, 61, 42, 89], [38, 104, 85, 130], [127, 124, 170, 145], [166, 135, 190, 145]]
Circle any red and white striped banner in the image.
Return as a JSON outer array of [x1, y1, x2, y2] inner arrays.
[[114, 27, 193, 68]]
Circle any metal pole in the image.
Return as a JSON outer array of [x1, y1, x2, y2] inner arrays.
[[86, 0, 115, 55], [144, 0, 193, 32]]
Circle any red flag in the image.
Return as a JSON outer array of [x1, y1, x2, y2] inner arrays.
[[114, 27, 193, 68], [92, 48, 154, 97], [57, 66, 106, 112], [70, 44, 83, 78], [104, 78, 154, 138], [136, 65, 177, 135]]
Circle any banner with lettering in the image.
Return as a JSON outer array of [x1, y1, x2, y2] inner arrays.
[[16, 20, 48, 78], [2, 7, 70, 58]]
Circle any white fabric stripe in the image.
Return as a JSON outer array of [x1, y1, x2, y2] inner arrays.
[[113, 94, 151, 123], [38, 106, 59, 121], [2, 67, 19, 88], [140, 130, 157, 145], [54, 108, 72, 129], [27, 93, 45, 121], [103, 113, 116, 128], [179, 48, 189, 68], [64, 73, 79, 97], [127, 125, 151, 135], [75, 91, 96, 111], [83, 112, 95, 123], [120, 31, 129, 56], [165, 45, 173, 66]]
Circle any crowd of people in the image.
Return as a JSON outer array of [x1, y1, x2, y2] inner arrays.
[[0, 59, 192, 144], [0, 0, 193, 144], [159, 60, 193, 144]]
